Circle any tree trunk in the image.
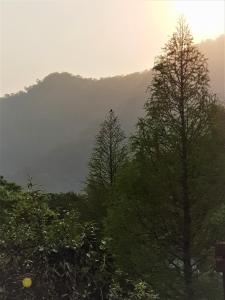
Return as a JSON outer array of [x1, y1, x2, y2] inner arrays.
[[181, 148, 193, 300], [180, 89, 193, 300], [180, 36, 193, 298]]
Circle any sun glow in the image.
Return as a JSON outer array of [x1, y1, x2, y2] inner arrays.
[[171, 0, 224, 41]]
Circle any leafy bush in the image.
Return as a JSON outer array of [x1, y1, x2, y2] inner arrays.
[[0, 182, 156, 299]]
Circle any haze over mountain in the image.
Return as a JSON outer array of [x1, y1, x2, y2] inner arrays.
[[0, 35, 224, 192]]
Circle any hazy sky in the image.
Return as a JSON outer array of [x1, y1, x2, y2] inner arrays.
[[0, 0, 224, 96]]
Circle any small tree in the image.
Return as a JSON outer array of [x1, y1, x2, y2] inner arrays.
[[88, 109, 126, 188], [85, 110, 127, 224]]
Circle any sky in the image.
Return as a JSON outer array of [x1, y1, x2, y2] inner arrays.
[[0, 0, 224, 96]]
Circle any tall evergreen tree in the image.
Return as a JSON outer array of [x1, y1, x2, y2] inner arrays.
[[134, 18, 225, 299], [106, 19, 225, 300]]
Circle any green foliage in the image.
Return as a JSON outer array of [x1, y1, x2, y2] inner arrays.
[[109, 278, 158, 300], [0, 176, 22, 224], [0, 179, 155, 299], [47, 191, 90, 223], [1, 225, 114, 299]]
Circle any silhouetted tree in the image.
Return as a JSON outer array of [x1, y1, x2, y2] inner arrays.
[[136, 18, 220, 299], [85, 109, 127, 224], [106, 19, 225, 300], [88, 109, 126, 188]]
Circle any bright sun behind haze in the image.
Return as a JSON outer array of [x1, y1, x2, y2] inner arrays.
[[170, 0, 224, 41], [0, 0, 224, 96]]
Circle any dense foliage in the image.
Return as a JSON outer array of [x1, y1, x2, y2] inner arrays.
[[0, 183, 155, 299]]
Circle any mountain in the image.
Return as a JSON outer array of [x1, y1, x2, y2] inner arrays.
[[198, 35, 224, 101], [0, 71, 152, 191], [0, 35, 224, 192]]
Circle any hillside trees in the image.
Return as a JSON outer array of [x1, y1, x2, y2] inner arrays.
[[85, 109, 127, 225], [106, 19, 225, 300]]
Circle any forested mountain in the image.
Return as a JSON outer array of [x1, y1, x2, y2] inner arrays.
[[0, 35, 224, 192]]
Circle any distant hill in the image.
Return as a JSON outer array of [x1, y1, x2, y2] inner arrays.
[[0, 35, 224, 192], [198, 35, 224, 101]]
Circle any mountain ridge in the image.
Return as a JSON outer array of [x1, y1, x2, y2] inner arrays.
[[0, 35, 224, 192]]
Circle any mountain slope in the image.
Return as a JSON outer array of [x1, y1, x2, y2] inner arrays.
[[0, 71, 152, 191], [0, 35, 224, 192]]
